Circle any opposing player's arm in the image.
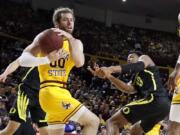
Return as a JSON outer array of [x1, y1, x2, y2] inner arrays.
[[107, 75, 137, 94], [95, 67, 137, 94], [69, 39, 85, 67], [107, 62, 145, 74], [104, 55, 154, 75], [115, 55, 155, 74], [0, 58, 20, 82], [106, 66, 122, 73]]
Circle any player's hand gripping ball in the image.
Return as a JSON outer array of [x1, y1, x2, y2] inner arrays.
[[38, 28, 63, 54]]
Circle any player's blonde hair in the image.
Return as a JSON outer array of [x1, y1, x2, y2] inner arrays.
[[52, 7, 74, 27]]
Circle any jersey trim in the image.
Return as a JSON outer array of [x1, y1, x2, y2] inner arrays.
[[126, 94, 154, 106], [144, 69, 157, 91], [63, 104, 83, 122], [17, 83, 29, 121], [41, 80, 67, 85], [40, 85, 67, 89], [22, 67, 35, 81], [40, 80, 67, 89]]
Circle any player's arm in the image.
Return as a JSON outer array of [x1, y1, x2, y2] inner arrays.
[[19, 39, 50, 67], [0, 58, 20, 82], [107, 75, 136, 94], [120, 55, 155, 74], [69, 39, 84, 67], [107, 55, 155, 74], [168, 55, 180, 91], [54, 29, 85, 67], [101, 68, 137, 94], [19, 33, 61, 67], [88, 65, 136, 94], [104, 62, 145, 75], [175, 55, 180, 72], [168, 14, 180, 90]]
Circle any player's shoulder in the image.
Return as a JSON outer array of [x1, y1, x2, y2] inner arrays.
[[139, 55, 155, 67], [75, 38, 83, 46], [139, 55, 152, 61]]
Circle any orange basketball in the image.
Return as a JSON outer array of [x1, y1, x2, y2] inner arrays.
[[38, 29, 63, 54]]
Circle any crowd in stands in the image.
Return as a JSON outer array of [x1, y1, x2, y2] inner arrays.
[[0, 0, 178, 134], [0, 1, 179, 67]]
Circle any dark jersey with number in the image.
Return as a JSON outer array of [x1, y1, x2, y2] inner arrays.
[[132, 66, 168, 97], [121, 66, 170, 133]]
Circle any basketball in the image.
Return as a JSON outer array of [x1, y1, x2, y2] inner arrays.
[[38, 28, 63, 54]]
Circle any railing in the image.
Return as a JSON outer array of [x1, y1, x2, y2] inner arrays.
[[0, 32, 173, 73]]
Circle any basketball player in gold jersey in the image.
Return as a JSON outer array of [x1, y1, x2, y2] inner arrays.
[[17, 7, 99, 135], [168, 13, 180, 135]]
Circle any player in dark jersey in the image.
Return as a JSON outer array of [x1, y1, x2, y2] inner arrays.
[[89, 51, 170, 135], [0, 58, 48, 135]]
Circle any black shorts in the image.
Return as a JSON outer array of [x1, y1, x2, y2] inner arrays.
[[121, 94, 170, 133], [9, 83, 47, 128]]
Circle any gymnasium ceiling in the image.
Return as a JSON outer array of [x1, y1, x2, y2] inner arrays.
[[73, 0, 180, 20]]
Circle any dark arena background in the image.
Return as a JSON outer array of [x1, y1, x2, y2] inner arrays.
[[0, 0, 180, 135]]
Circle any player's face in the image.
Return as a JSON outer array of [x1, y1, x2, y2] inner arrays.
[[127, 53, 139, 64], [59, 13, 74, 34]]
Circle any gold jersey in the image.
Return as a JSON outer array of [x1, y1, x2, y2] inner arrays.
[[38, 39, 75, 89]]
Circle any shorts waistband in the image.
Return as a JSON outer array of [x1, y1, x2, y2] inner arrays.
[[40, 80, 68, 89]]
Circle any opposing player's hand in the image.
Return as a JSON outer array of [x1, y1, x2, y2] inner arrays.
[[87, 65, 106, 79], [47, 49, 63, 62], [100, 67, 112, 78], [87, 66, 97, 76], [0, 73, 7, 83]]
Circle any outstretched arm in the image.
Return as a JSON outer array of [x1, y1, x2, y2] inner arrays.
[[107, 75, 137, 94], [19, 29, 63, 67], [0, 58, 20, 82], [88, 66, 137, 94], [105, 55, 155, 74], [102, 68, 137, 94]]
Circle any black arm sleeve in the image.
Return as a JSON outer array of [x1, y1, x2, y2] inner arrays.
[[121, 61, 145, 74]]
